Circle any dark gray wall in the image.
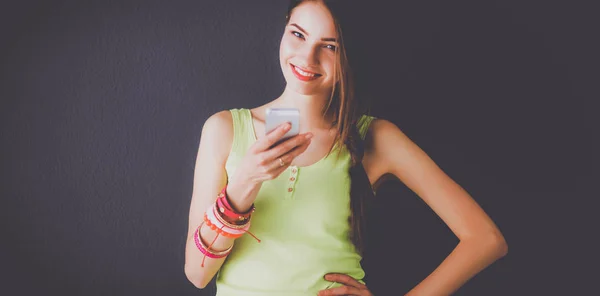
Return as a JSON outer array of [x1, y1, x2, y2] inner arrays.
[[1, 0, 595, 295]]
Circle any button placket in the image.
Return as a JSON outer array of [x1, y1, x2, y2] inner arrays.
[[286, 165, 299, 199]]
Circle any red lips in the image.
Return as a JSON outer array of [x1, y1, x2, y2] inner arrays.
[[290, 64, 321, 81]]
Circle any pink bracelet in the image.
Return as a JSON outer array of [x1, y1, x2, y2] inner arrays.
[[194, 223, 233, 267], [204, 212, 244, 238], [204, 203, 262, 244], [206, 203, 250, 236]]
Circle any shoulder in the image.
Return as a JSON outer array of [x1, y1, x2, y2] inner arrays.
[[367, 117, 439, 181], [362, 117, 399, 145], [198, 110, 234, 163], [368, 118, 414, 159], [363, 118, 417, 179], [203, 109, 233, 131], [368, 117, 401, 137]]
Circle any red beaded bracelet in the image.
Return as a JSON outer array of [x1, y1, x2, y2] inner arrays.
[[216, 185, 255, 223], [203, 211, 246, 238]]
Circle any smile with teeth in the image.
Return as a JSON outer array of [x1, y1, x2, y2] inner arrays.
[[294, 66, 316, 77], [291, 64, 321, 80]]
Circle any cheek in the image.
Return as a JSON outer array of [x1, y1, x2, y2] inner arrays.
[[279, 43, 289, 61], [322, 59, 336, 77]]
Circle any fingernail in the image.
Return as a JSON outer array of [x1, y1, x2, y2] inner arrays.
[[284, 123, 291, 130], [305, 133, 313, 139]]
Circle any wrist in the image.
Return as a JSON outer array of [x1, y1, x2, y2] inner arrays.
[[225, 181, 259, 213]]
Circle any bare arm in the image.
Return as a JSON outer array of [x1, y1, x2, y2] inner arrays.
[[368, 119, 508, 295], [183, 111, 258, 288], [184, 110, 312, 289]]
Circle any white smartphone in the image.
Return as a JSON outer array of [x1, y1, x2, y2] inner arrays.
[[265, 107, 299, 147]]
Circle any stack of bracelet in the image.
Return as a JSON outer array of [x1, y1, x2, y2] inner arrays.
[[195, 185, 261, 267]]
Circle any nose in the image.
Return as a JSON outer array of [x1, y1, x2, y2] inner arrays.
[[298, 43, 320, 67]]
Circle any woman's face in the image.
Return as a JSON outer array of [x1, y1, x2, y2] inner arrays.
[[280, 1, 339, 96]]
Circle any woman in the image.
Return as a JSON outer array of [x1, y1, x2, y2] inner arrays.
[[185, 1, 508, 295]]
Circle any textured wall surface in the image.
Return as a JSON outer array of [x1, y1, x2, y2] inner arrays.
[[1, 0, 595, 295]]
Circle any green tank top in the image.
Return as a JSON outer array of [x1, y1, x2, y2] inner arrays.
[[216, 108, 376, 296]]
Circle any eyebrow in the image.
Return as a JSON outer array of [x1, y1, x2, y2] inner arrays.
[[290, 23, 337, 42]]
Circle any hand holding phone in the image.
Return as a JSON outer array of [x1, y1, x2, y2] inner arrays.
[[265, 108, 300, 146], [226, 107, 311, 211]]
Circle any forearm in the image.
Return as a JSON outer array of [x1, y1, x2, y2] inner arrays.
[[184, 223, 235, 288], [184, 180, 261, 289], [405, 234, 508, 296], [226, 174, 262, 213]]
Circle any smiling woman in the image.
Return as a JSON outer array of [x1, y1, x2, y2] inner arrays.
[[284, 24, 335, 82], [280, 2, 340, 95], [184, 1, 507, 295]]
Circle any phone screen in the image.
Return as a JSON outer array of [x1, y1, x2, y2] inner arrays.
[[265, 108, 300, 147]]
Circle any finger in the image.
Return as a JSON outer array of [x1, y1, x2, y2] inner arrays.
[[255, 122, 292, 151], [265, 154, 291, 173], [264, 137, 310, 173], [277, 134, 311, 159], [324, 274, 366, 289], [264, 133, 311, 160], [318, 284, 362, 296]]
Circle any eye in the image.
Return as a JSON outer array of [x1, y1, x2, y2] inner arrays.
[[292, 31, 304, 39], [324, 44, 337, 51]]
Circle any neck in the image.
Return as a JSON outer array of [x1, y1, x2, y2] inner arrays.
[[270, 87, 336, 131]]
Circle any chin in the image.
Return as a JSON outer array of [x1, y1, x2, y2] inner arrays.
[[284, 73, 332, 97], [290, 82, 334, 97], [289, 83, 319, 95]]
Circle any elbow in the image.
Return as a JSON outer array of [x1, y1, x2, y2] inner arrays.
[[486, 231, 508, 258], [184, 264, 211, 289], [495, 234, 508, 257], [463, 231, 508, 258]]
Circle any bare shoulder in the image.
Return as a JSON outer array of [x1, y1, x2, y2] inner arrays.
[[366, 118, 423, 172], [203, 109, 233, 132], [365, 118, 508, 245], [362, 118, 417, 188], [367, 117, 410, 150], [362, 118, 398, 187], [187, 110, 234, 236], [197, 110, 234, 165]]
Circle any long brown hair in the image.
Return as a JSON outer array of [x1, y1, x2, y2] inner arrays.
[[285, 0, 375, 255]]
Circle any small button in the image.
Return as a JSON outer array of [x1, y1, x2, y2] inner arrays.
[[289, 177, 295, 181], [288, 188, 293, 192], [291, 168, 297, 173]]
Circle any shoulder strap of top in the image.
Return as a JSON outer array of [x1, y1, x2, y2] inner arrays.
[[231, 109, 374, 152], [228, 108, 255, 156], [357, 114, 376, 140]]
